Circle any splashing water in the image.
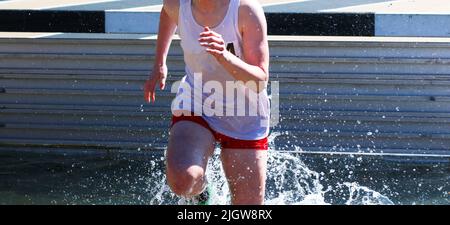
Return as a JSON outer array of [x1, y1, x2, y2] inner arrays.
[[339, 182, 393, 205], [205, 150, 393, 205], [144, 150, 393, 205], [144, 131, 394, 205], [2, 138, 446, 205]]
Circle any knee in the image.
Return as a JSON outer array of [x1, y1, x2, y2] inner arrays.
[[166, 166, 205, 197]]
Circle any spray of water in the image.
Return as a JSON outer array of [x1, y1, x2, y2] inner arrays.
[[144, 131, 394, 205]]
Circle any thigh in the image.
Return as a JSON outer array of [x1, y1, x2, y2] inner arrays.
[[221, 149, 268, 205], [166, 120, 216, 175]]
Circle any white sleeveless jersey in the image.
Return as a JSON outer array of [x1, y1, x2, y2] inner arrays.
[[173, 0, 270, 140]]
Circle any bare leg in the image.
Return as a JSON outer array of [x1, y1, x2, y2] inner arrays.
[[166, 121, 215, 197], [221, 149, 268, 205]]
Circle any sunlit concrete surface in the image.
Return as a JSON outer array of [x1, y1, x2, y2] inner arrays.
[[0, 0, 121, 10]]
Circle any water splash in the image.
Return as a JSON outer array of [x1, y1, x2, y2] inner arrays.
[[265, 151, 325, 205], [339, 182, 394, 205], [142, 146, 393, 205]]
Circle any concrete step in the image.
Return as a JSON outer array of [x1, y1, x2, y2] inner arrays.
[[2, 52, 450, 75], [2, 106, 450, 136], [1, 34, 450, 156], [1, 123, 449, 152], [1, 35, 450, 76], [4, 73, 450, 97], [2, 34, 450, 58], [2, 88, 450, 112]]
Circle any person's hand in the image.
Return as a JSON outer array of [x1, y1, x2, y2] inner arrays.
[[199, 27, 230, 62], [144, 63, 168, 103]]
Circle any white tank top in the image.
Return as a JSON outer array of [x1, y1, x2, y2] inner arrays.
[[173, 0, 270, 140]]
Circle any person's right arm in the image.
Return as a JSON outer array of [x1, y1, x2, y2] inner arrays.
[[144, 0, 178, 103]]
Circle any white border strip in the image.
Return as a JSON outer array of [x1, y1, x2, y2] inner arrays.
[[375, 14, 450, 37], [105, 11, 161, 34]]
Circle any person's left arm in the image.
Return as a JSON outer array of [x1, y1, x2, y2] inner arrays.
[[198, 0, 269, 93]]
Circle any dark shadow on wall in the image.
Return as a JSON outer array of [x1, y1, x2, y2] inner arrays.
[[266, 13, 375, 36]]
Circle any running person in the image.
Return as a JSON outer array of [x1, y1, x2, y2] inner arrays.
[[144, 0, 270, 205]]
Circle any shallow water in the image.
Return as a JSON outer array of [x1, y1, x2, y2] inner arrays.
[[0, 147, 448, 205]]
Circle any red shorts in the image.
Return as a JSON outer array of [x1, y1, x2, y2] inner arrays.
[[170, 114, 268, 150]]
